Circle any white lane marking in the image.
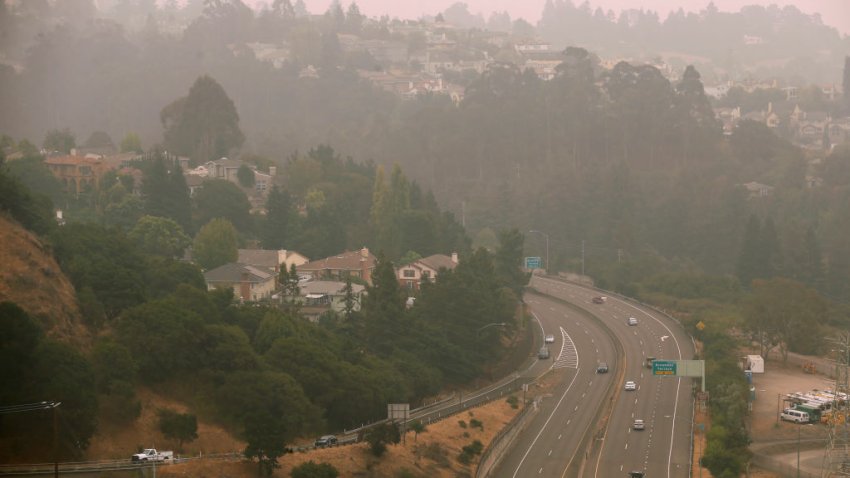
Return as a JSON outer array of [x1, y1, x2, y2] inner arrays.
[[511, 369, 583, 478], [553, 326, 579, 369]]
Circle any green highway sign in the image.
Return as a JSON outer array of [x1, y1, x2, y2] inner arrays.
[[653, 360, 677, 376], [525, 256, 542, 269]]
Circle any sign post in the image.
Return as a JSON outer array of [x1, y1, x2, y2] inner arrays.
[[525, 257, 542, 269]]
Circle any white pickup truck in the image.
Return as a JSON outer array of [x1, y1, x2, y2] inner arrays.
[[131, 448, 174, 463]]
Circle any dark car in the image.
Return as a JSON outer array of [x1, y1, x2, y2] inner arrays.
[[597, 362, 609, 373], [592, 296, 606, 304], [314, 435, 337, 447]]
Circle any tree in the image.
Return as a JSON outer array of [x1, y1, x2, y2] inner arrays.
[[290, 461, 339, 478], [128, 215, 191, 257], [33, 340, 99, 453], [237, 163, 255, 187], [218, 371, 320, 476], [158, 409, 198, 451], [82, 131, 114, 150], [119, 132, 143, 153], [0, 302, 43, 403], [193, 179, 252, 233], [141, 153, 192, 232], [342, 276, 357, 320], [746, 278, 827, 363], [496, 228, 529, 299], [409, 420, 426, 442], [262, 185, 293, 249], [363, 422, 400, 457], [161, 75, 245, 163], [43, 128, 76, 154], [193, 218, 238, 270]]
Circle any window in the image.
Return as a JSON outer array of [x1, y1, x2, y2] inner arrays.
[[403, 269, 416, 278], [422, 270, 431, 278]]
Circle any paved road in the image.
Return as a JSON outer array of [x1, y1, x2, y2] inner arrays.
[[497, 276, 696, 478], [492, 292, 618, 477]]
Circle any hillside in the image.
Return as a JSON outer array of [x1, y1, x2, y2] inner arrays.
[[0, 214, 90, 348]]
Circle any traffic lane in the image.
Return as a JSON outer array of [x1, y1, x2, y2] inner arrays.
[[492, 295, 616, 478], [539, 278, 694, 478]]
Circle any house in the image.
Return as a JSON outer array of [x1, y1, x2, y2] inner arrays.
[[298, 247, 377, 284], [297, 280, 365, 321], [396, 253, 459, 290], [204, 263, 277, 302], [741, 181, 774, 198], [237, 249, 310, 274], [206, 157, 243, 182], [44, 154, 118, 195]]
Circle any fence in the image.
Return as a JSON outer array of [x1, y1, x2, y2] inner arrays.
[[475, 398, 540, 478]]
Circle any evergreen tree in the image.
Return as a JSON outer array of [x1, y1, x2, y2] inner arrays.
[[362, 254, 405, 354], [495, 228, 529, 299], [161, 75, 245, 163], [262, 185, 292, 249], [141, 153, 191, 232]]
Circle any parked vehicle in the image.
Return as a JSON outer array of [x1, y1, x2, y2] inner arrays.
[[131, 449, 173, 462], [315, 435, 338, 447], [781, 408, 810, 423]]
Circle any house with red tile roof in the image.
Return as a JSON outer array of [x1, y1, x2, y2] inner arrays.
[[297, 247, 377, 285]]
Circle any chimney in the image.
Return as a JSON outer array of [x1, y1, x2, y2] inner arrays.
[[269, 166, 277, 176], [360, 247, 369, 258], [360, 257, 371, 285], [240, 270, 251, 301], [451, 252, 458, 264], [278, 250, 287, 272]]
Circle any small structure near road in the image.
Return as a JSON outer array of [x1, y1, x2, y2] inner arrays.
[[745, 354, 764, 373]]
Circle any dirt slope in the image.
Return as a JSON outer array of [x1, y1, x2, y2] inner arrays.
[[0, 214, 90, 348]]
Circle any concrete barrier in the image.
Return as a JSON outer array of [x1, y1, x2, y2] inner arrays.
[[475, 398, 539, 478]]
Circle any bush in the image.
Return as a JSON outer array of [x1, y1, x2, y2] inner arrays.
[[457, 440, 483, 465], [290, 460, 339, 478], [469, 418, 483, 430], [506, 396, 519, 408]]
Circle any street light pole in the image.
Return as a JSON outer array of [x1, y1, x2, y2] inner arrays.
[[528, 230, 549, 273]]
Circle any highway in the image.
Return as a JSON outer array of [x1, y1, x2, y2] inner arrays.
[[492, 291, 619, 477], [493, 276, 696, 478]]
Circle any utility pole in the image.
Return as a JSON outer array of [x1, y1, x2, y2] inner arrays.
[[53, 404, 58, 478]]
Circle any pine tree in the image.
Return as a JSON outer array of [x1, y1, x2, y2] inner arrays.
[[262, 185, 292, 249]]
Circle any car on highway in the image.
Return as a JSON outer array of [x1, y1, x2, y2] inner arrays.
[[544, 334, 555, 343], [314, 435, 337, 447], [597, 362, 609, 373], [592, 296, 606, 304], [628, 472, 645, 478], [624, 380, 637, 391], [538, 346, 550, 359], [627, 317, 638, 326], [633, 419, 645, 430]]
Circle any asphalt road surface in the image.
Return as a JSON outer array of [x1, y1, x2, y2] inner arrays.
[[493, 276, 696, 478]]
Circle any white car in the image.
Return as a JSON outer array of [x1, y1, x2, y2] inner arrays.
[[624, 380, 637, 391], [627, 317, 638, 326], [633, 419, 645, 430], [544, 334, 555, 343]]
